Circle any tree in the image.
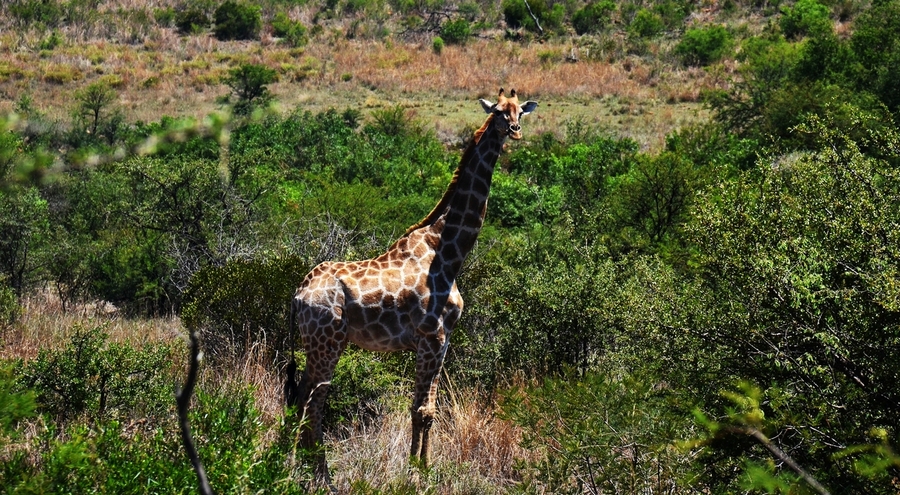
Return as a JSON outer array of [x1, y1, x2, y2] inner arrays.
[[73, 81, 117, 142], [674, 25, 733, 66], [225, 64, 277, 115], [686, 109, 900, 492], [0, 186, 49, 296], [213, 0, 261, 40]]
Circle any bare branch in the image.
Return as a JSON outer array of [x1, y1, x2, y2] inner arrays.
[[176, 331, 215, 495], [521, 0, 544, 36], [730, 426, 831, 495]]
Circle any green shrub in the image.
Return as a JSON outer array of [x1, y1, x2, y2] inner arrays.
[[224, 63, 277, 114], [367, 104, 415, 137], [2, 373, 314, 493], [175, 6, 210, 34], [153, 6, 176, 27], [502, 0, 558, 32], [71, 80, 120, 144], [0, 281, 19, 328], [271, 12, 308, 47], [440, 18, 471, 45], [8, 0, 63, 28], [458, 0, 481, 20], [182, 256, 309, 360], [432, 35, 444, 53], [684, 114, 900, 492], [19, 325, 174, 422], [780, 0, 831, 39], [572, 0, 616, 35], [0, 186, 49, 296], [653, 0, 692, 29], [674, 25, 733, 66], [849, 0, 900, 112], [324, 348, 410, 426], [213, 0, 261, 40], [501, 372, 692, 493], [629, 8, 665, 38], [38, 30, 63, 51]]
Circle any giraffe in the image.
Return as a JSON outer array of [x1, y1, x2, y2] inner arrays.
[[286, 88, 538, 482]]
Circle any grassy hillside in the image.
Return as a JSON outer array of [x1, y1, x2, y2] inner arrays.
[[2, 0, 900, 493], [0, 0, 737, 148]]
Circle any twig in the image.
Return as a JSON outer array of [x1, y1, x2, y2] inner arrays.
[[521, 0, 544, 36], [732, 426, 830, 495], [176, 332, 215, 495]]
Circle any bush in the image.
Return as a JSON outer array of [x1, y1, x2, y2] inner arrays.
[[674, 25, 733, 66], [182, 257, 309, 360], [502, 0, 559, 33], [432, 35, 444, 53], [685, 114, 900, 492], [572, 0, 616, 35], [175, 6, 210, 34], [501, 372, 692, 493], [224, 63, 277, 114], [324, 348, 410, 426], [849, 0, 900, 112], [153, 7, 175, 27], [2, 371, 315, 493], [213, 0, 261, 41], [0, 281, 19, 328], [0, 186, 49, 296], [38, 30, 63, 51], [8, 0, 63, 28], [779, 0, 831, 39], [629, 8, 665, 38], [441, 18, 471, 44], [72, 80, 121, 145], [271, 12, 308, 47], [19, 325, 174, 422]]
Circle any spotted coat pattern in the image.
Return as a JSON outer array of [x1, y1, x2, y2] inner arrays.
[[288, 89, 538, 482]]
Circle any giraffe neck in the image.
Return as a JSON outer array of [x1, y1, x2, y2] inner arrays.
[[439, 121, 504, 260], [398, 114, 505, 278], [401, 125, 498, 290]]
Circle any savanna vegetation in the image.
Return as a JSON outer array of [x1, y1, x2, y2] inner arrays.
[[1, 0, 899, 492]]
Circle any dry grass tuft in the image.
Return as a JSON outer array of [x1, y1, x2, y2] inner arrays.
[[329, 384, 531, 494], [1, 290, 181, 362]]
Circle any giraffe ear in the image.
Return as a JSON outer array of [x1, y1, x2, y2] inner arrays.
[[479, 99, 495, 114], [520, 101, 538, 116]]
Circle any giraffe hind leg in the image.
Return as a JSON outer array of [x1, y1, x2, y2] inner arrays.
[[284, 360, 310, 410]]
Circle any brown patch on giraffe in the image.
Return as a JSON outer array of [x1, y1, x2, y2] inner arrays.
[[357, 276, 379, 292], [383, 277, 401, 292], [361, 291, 383, 307], [403, 272, 419, 288]]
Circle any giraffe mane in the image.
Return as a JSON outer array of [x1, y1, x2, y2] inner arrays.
[[401, 113, 495, 237]]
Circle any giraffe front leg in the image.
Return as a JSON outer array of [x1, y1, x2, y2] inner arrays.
[[410, 334, 448, 468]]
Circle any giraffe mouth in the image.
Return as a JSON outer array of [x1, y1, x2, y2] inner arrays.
[[507, 124, 523, 140]]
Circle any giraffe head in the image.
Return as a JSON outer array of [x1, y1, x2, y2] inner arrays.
[[478, 88, 538, 141]]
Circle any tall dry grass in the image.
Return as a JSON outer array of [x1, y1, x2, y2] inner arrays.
[[2, 293, 531, 493]]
